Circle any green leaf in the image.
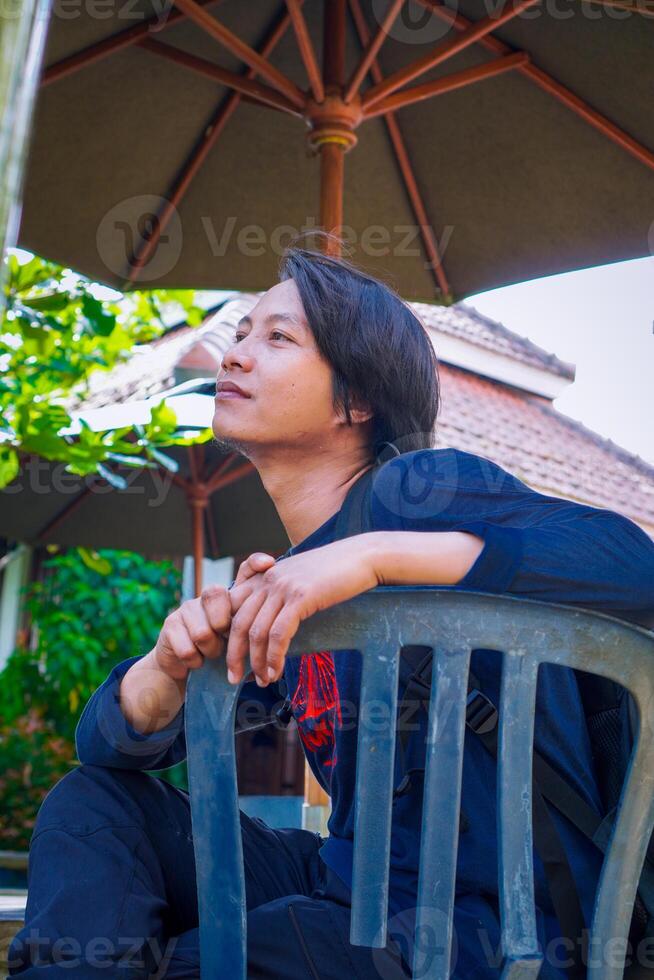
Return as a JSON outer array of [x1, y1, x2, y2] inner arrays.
[[0, 448, 19, 487], [146, 447, 179, 472], [105, 452, 156, 469], [21, 293, 70, 313], [145, 401, 178, 440], [96, 463, 127, 490], [169, 427, 214, 446], [185, 306, 206, 328], [81, 294, 116, 337], [11, 256, 58, 293], [77, 548, 113, 576]]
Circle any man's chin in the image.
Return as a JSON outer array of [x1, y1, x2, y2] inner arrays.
[[211, 431, 252, 459]]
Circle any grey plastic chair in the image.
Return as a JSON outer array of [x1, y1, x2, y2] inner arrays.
[[185, 587, 654, 980]]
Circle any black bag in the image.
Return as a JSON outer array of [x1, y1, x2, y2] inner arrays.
[[331, 460, 654, 972]]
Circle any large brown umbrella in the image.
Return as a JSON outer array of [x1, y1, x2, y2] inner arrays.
[[16, 0, 654, 302]]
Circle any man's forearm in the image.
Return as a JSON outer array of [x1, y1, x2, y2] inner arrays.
[[119, 650, 188, 735], [366, 530, 485, 587]]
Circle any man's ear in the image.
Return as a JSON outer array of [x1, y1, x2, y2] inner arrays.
[[335, 392, 373, 426], [349, 404, 374, 425]]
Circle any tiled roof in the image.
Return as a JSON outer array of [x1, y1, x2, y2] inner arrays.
[[414, 302, 575, 380], [436, 364, 654, 533], [66, 294, 654, 533]]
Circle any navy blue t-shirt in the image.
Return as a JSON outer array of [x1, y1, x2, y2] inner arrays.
[[76, 449, 654, 974]]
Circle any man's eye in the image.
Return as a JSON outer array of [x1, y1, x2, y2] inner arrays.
[[234, 333, 245, 342], [270, 330, 290, 342]]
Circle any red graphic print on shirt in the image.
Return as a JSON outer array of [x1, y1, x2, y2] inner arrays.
[[291, 651, 342, 769]]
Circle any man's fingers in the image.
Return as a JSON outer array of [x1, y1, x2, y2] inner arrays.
[[164, 616, 204, 671], [226, 590, 268, 684], [246, 593, 285, 683], [266, 605, 301, 682], [229, 581, 254, 614], [200, 584, 232, 639], [234, 553, 276, 586], [179, 599, 224, 660]]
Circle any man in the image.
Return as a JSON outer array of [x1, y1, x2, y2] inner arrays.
[[10, 237, 654, 978]]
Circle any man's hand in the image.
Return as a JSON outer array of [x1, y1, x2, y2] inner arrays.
[[152, 584, 233, 681], [226, 537, 383, 687], [119, 585, 234, 736], [225, 528, 484, 688]]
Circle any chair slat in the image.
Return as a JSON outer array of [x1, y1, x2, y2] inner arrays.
[[588, 647, 654, 980], [350, 640, 402, 948], [497, 652, 543, 977], [186, 658, 246, 980], [415, 645, 471, 980]]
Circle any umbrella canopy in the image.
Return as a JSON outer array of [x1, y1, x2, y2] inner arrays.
[[16, 0, 654, 302]]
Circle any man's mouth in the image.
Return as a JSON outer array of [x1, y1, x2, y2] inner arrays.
[[215, 380, 251, 399]]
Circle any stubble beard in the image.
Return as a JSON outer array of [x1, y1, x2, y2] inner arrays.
[[211, 433, 252, 460]]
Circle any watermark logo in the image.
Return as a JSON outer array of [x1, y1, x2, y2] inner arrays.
[[0, 456, 176, 508], [96, 194, 182, 283], [371, 0, 455, 44], [94, 205, 454, 278], [371, 905, 459, 979]]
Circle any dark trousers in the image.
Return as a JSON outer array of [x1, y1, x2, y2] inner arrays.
[[7, 764, 411, 979]]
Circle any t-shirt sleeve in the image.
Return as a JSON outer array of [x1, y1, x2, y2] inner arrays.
[[370, 448, 654, 623]]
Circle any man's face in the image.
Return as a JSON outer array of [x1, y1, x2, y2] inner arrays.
[[212, 278, 345, 454]]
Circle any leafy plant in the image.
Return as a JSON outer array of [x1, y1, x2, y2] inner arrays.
[[0, 547, 187, 849], [0, 251, 212, 489], [0, 711, 77, 851], [0, 548, 182, 742]]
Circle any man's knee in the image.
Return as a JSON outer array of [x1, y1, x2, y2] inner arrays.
[[33, 764, 156, 838]]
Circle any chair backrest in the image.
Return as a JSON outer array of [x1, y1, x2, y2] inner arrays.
[[185, 587, 654, 980]]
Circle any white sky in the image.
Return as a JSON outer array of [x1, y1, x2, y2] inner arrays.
[[467, 256, 654, 465]]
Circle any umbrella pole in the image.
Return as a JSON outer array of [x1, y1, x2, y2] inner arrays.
[[298, 0, 349, 831], [190, 494, 208, 596], [310, 0, 358, 263], [187, 443, 208, 596], [319, 142, 344, 247]]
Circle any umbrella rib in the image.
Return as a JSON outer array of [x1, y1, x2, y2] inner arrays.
[[205, 501, 219, 558], [169, 471, 191, 493], [35, 482, 97, 542], [571, 0, 653, 12], [41, 0, 219, 87], [419, 0, 654, 175], [344, 0, 406, 104], [126, 4, 296, 285], [348, 0, 451, 299], [207, 453, 239, 488], [139, 39, 303, 117], [188, 444, 201, 485], [364, 53, 529, 119], [172, 0, 306, 110], [362, 0, 540, 112], [285, 0, 324, 103], [207, 461, 255, 494]]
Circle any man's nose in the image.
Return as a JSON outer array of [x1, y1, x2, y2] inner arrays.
[[221, 341, 254, 373]]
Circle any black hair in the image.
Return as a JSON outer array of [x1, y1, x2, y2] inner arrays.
[[278, 231, 440, 460]]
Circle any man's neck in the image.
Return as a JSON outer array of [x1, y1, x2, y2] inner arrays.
[[251, 446, 374, 547]]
